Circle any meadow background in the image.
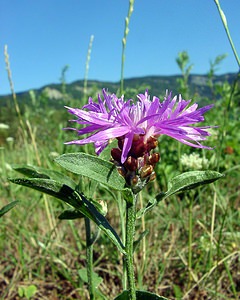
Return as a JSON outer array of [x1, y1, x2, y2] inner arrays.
[[1, 0, 240, 299]]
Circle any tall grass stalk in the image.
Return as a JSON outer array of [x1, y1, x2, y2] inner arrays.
[[215, 71, 239, 170], [214, 193, 238, 299], [183, 250, 239, 299], [68, 220, 83, 252], [25, 121, 58, 235], [60, 65, 69, 101], [120, 0, 135, 95], [83, 35, 94, 100], [25, 120, 41, 166], [214, 0, 240, 68], [4, 45, 57, 235], [209, 187, 217, 267], [197, 189, 238, 299], [4, 45, 27, 141]]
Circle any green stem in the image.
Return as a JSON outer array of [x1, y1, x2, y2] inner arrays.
[[117, 193, 127, 290], [125, 196, 137, 300], [85, 217, 95, 300], [214, 0, 240, 68], [188, 196, 193, 286]]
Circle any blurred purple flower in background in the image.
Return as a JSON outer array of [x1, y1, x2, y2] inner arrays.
[[65, 89, 214, 164]]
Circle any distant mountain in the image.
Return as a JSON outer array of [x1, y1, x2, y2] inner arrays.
[[0, 73, 238, 108]]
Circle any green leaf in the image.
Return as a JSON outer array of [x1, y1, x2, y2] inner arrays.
[[173, 284, 183, 299], [137, 170, 223, 218], [11, 164, 76, 189], [0, 200, 19, 218], [25, 285, 37, 300], [78, 268, 103, 288], [157, 170, 223, 202], [114, 290, 168, 300], [55, 153, 126, 191], [9, 178, 82, 208], [78, 192, 126, 255], [9, 178, 126, 254], [18, 285, 37, 300], [18, 287, 24, 297], [58, 199, 106, 220], [58, 209, 84, 220]]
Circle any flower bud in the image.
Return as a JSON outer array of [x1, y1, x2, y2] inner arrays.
[[149, 172, 156, 182], [148, 153, 160, 165], [98, 200, 108, 215], [130, 175, 139, 186], [146, 136, 158, 151], [140, 164, 153, 179], [116, 166, 126, 177], [117, 137, 124, 150], [111, 148, 122, 162], [124, 156, 138, 172]]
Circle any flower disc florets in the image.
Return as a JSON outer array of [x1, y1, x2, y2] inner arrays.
[[65, 89, 214, 190]]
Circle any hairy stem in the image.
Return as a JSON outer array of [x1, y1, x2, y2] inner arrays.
[[125, 195, 137, 300], [188, 195, 193, 287]]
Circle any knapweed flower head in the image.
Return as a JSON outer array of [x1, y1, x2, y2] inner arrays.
[[65, 89, 214, 191]]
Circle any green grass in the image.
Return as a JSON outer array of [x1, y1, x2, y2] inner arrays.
[[0, 73, 239, 299]]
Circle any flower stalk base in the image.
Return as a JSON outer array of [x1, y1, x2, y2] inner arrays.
[[125, 195, 137, 300]]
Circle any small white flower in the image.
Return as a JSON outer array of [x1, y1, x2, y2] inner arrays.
[[5, 163, 13, 171], [6, 137, 14, 143], [48, 152, 60, 159], [200, 235, 216, 252], [180, 153, 209, 170], [0, 123, 9, 130]]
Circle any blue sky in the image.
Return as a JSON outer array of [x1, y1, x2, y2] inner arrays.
[[1, 0, 239, 95]]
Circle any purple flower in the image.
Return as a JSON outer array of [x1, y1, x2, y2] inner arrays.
[[65, 89, 214, 163]]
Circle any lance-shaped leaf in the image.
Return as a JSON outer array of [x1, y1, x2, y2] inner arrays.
[[9, 178, 81, 208], [78, 268, 103, 288], [137, 170, 223, 218], [11, 164, 76, 189], [157, 170, 223, 202], [0, 200, 19, 218], [58, 197, 107, 220], [55, 153, 126, 191], [58, 209, 84, 220], [79, 192, 126, 254], [9, 178, 126, 254]]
